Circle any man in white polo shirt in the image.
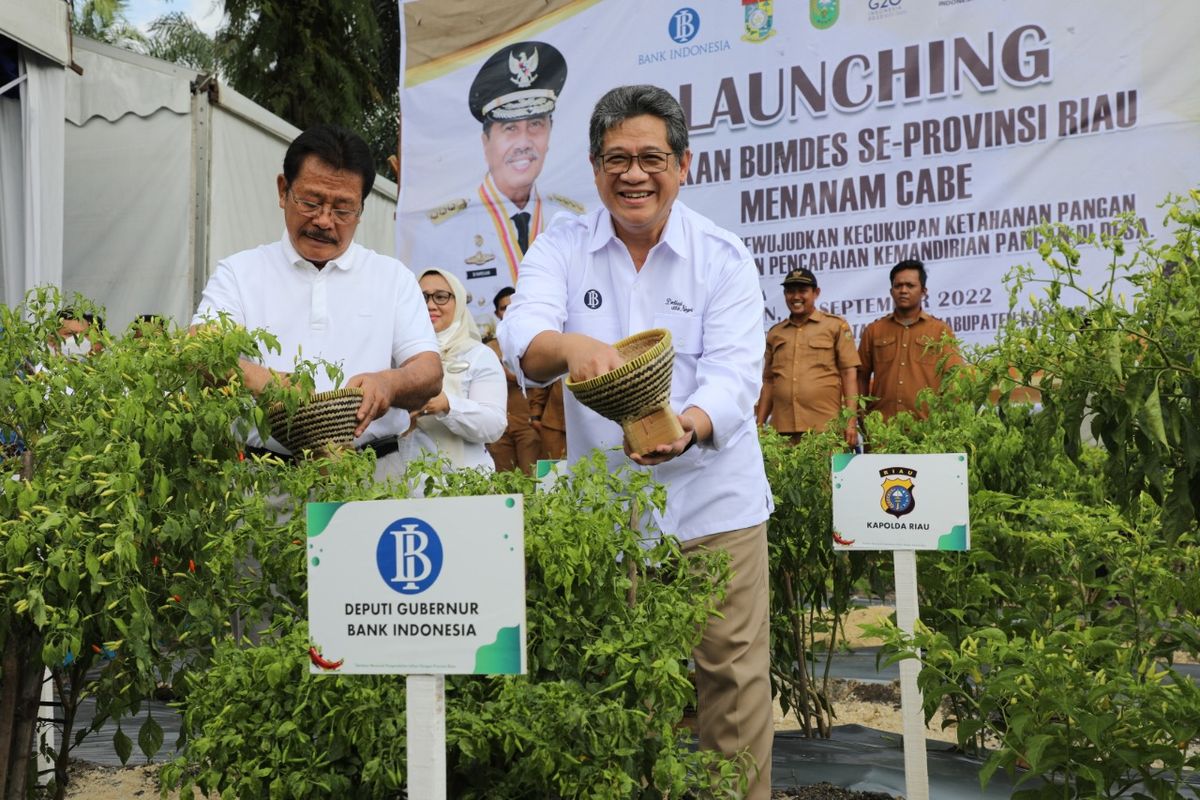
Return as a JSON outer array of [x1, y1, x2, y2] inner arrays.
[[193, 124, 442, 477], [498, 85, 774, 798]]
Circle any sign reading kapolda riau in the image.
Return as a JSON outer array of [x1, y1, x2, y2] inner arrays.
[[831, 452, 969, 551]]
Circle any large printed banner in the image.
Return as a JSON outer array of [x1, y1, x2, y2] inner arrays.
[[397, 0, 1200, 344]]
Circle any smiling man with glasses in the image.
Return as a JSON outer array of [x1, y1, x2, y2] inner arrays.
[[498, 85, 774, 799], [191, 124, 443, 479]]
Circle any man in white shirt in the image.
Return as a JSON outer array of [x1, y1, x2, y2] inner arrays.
[[192, 124, 442, 477], [498, 85, 773, 798]]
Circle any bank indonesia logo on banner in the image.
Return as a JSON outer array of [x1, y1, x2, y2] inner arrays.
[[810, 0, 839, 29], [669, 8, 700, 43], [376, 517, 444, 595], [742, 0, 775, 43]]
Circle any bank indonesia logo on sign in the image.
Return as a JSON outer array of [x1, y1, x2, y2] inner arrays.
[[376, 517, 444, 595], [669, 8, 700, 43]]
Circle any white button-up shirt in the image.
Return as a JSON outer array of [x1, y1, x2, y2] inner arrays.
[[499, 202, 773, 541], [193, 233, 438, 450]]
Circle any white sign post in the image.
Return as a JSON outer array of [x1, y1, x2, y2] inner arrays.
[[306, 495, 526, 799], [831, 453, 969, 800]]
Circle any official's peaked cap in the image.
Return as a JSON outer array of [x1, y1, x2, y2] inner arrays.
[[469, 41, 567, 123], [781, 268, 818, 288]]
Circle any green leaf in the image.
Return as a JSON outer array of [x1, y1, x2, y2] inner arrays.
[[1140, 383, 1168, 447], [138, 714, 164, 759], [1023, 733, 1055, 772], [979, 748, 1007, 788], [113, 726, 133, 765], [1106, 333, 1123, 382]]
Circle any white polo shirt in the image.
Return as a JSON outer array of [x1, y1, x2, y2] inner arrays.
[[498, 202, 773, 541], [193, 233, 439, 450]]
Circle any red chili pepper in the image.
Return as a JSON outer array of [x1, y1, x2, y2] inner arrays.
[[171, 594, 182, 603], [188, 559, 196, 573], [91, 644, 102, 654], [832, 530, 856, 546], [308, 647, 344, 671], [152, 555, 160, 567], [238, 451, 245, 462]]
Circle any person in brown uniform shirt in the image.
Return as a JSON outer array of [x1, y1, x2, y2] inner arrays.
[[757, 268, 860, 446], [486, 287, 543, 473], [857, 259, 963, 420]]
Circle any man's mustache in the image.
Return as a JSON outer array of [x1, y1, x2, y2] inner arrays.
[[301, 228, 338, 244], [507, 148, 539, 163]]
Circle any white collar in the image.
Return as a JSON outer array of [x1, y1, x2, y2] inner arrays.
[[280, 230, 358, 272]]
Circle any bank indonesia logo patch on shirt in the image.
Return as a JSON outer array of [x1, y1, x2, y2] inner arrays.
[[879, 467, 916, 518], [584, 289, 603, 310], [669, 8, 700, 43], [376, 517, 444, 595]]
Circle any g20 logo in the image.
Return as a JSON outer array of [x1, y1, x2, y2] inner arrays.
[[376, 517, 443, 595], [867, 0, 902, 8], [669, 8, 700, 43]]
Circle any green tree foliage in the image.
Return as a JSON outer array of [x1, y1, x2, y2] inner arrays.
[[71, 0, 401, 177], [142, 11, 226, 74], [70, 0, 146, 49], [217, 0, 399, 174]]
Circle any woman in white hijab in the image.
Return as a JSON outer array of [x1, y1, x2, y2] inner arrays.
[[409, 268, 507, 469]]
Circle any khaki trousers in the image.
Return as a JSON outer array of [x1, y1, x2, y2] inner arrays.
[[487, 419, 542, 475], [539, 426, 566, 461], [682, 521, 772, 800]]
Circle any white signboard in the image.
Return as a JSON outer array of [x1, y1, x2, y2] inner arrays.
[[831, 452, 968, 550], [306, 496, 526, 675], [398, 1, 1200, 345]]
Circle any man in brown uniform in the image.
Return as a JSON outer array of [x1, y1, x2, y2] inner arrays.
[[757, 268, 860, 446], [486, 287, 543, 473], [857, 259, 963, 420], [530, 379, 566, 460]]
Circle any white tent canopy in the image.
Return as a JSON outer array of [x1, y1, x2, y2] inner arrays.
[[63, 37, 399, 330], [0, 0, 69, 307]]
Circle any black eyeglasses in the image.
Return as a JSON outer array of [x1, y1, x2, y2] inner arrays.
[[423, 291, 454, 306], [286, 189, 362, 224], [595, 151, 674, 175]]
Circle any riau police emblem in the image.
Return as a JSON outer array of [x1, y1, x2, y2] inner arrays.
[[742, 0, 775, 43], [879, 466, 916, 518]]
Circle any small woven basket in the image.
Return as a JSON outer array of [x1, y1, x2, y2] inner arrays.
[[566, 328, 682, 455], [266, 387, 363, 456]]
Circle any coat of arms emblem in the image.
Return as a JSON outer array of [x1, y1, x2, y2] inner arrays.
[[880, 466, 917, 518]]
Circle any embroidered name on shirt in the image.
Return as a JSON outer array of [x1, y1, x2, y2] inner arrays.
[[664, 298, 694, 314]]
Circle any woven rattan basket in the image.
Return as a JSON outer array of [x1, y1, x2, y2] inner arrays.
[[266, 387, 363, 456], [565, 328, 683, 455]]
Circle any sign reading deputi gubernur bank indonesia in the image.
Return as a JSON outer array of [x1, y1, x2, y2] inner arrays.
[[831, 453, 969, 551], [307, 497, 525, 675], [398, 1, 1200, 344]]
